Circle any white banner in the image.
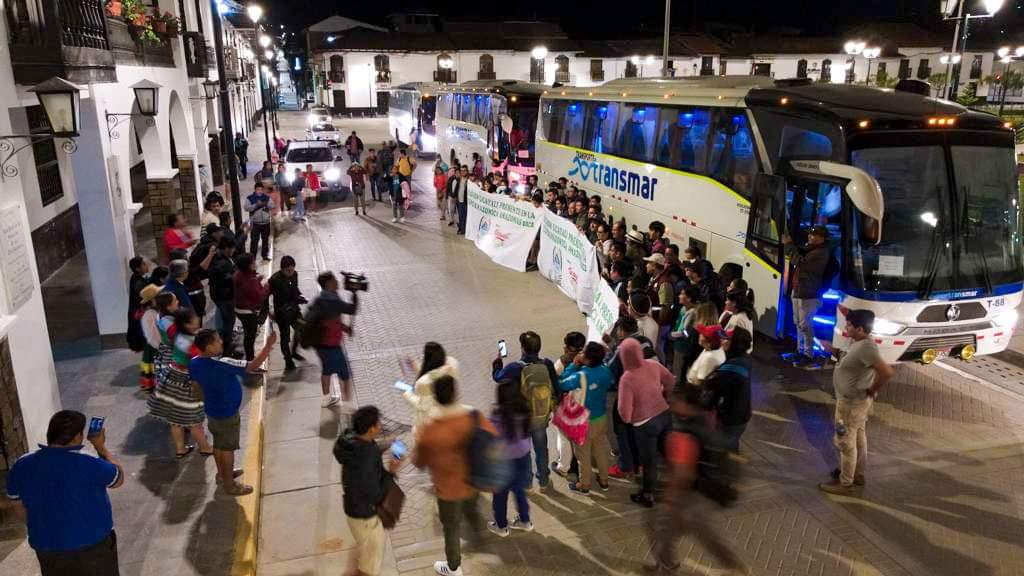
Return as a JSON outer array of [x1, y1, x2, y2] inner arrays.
[[586, 278, 620, 344], [537, 210, 600, 313], [464, 184, 542, 272]]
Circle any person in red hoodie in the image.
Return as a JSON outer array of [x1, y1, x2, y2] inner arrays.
[[617, 338, 674, 508], [163, 212, 196, 259], [232, 254, 269, 361]]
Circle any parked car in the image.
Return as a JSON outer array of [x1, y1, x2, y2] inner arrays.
[[307, 106, 331, 126], [282, 140, 346, 201], [306, 123, 342, 146]]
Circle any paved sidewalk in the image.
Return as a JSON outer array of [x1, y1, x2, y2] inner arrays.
[[253, 114, 1024, 576]]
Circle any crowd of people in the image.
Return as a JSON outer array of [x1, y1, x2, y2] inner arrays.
[[4, 128, 895, 576]]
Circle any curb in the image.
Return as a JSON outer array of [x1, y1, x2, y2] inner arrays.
[[229, 229, 275, 576]]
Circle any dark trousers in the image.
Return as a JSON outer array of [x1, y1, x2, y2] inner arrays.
[[492, 454, 531, 528], [369, 174, 380, 200], [190, 292, 207, 320], [612, 395, 637, 472], [437, 495, 480, 571], [37, 530, 119, 576], [650, 495, 742, 571], [250, 222, 271, 259], [529, 424, 550, 486], [238, 312, 259, 361], [720, 422, 748, 454], [276, 315, 301, 363], [215, 300, 235, 352], [456, 201, 468, 234], [237, 155, 247, 177], [634, 410, 671, 496]]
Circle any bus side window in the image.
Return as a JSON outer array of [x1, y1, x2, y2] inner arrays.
[[542, 100, 568, 145], [564, 102, 585, 148], [709, 111, 758, 198], [581, 102, 608, 153], [617, 105, 657, 162]]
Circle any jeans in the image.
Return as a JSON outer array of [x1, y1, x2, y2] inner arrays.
[[276, 315, 300, 364], [237, 155, 247, 177], [720, 422, 748, 454], [293, 190, 305, 220], [392, 199, 405, 220], [611, 394, 636, 472], [792, 297, 820, 358], [529, 424, 550, 486], [369, 175, 381, 200], [348, 151, 361, 163], [835, 396, 872, 485], [437, 495, 480, 571], [492, 454, 531, 528], [250, 222, 271, 259], [457, 201, 468, 234], [634, 410, 671, 496], [352, 186, 366, 213], [238, 311, 259, 361], [215, 300, 235, 352]]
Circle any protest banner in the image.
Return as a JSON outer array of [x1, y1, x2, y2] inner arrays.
[[586, 277, 620, 344], [464, 184, 542, 271], [536, 210, 599, 313]]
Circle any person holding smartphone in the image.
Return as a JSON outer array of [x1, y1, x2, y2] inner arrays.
[[5, 410, 124, 576], [334, 406, 400, 576]]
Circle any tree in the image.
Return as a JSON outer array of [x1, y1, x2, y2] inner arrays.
[[873, 70, 898, 88], [928, 72, 950, 98], [980, 70, 1024, 116], [956, 82, 979, 107]]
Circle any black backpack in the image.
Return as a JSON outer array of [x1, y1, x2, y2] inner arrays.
[[673, 415, 739, 507]]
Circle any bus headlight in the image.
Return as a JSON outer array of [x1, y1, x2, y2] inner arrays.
[[993, 309, 1018, 328], [871, 318, 905, 336], [324, 168, 340, 182]]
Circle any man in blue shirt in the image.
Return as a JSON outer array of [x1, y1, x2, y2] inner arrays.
[[190, 328, 276, 496], [492, 331, 558, 489], [6, 410, 124, 576]]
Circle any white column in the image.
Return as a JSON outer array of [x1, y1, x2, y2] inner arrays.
[[71, 92, 133, 340]]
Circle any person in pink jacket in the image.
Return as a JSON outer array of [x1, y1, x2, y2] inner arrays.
[[617, 338, 674, 508]]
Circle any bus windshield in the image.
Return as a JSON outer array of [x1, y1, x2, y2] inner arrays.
[[849, 141, 1022, 295], [420, 97, 436, 134]]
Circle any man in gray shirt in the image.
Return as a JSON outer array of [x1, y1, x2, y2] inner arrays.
[[820, 309, 894, 495]]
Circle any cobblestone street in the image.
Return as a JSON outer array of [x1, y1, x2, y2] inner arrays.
[[256, 113, 1024, 576]]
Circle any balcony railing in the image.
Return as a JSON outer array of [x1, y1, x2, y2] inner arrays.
[[106, 17, 174, 69], [477, 71, 496, 80], [183, 32, 208, 78], [590, 70, 604, 82], [434, 69, 456, 84], [5, 0, 116, 84], [329, 70, 345, 83], [375, 70, 392, 84], [555, 70, 570, 84]]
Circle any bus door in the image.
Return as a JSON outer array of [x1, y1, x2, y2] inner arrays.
[[780, 177, 845, 345], [744, 174, 786, 337]]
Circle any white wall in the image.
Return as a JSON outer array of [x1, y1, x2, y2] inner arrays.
[[0, 12, 61, 449], [9, 107, 79, 231]]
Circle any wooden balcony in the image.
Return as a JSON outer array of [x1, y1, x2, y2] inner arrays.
[[477, 71, 496, 80], [5, 0, 116, 84], [106, 17, 174, 68]]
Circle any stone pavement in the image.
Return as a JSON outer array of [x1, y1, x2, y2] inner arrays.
[[255, 112, 1024, 576]]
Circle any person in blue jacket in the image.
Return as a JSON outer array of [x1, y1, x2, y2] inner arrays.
[[558, 341, 614, 494]]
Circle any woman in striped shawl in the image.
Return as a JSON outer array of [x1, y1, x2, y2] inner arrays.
[[148, 306, 213, 457]]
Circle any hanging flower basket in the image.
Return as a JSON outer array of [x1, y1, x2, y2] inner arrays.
[[166, 21, 180, 38], [152, 19, 167, 34]]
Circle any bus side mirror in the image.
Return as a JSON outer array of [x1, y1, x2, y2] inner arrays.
[[788, 160, 884, 245]]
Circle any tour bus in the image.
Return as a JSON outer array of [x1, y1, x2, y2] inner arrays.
[[436, 80, 544, 187], [389, 82, 442, 155], [536, 77, 1022, 363]]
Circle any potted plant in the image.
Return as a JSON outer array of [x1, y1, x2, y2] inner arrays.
[[151, 9, 167, 34], [105, 0, 123, 17], [164, 12, 181, 38]]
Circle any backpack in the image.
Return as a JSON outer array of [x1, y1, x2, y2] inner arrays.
[[673, 415, 739, 507], [519, 362, 554, 429], [467, 411, 512, 493], [297, 307, 319, 349]]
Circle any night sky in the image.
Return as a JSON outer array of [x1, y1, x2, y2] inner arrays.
[[261, 0, 1024, 44]]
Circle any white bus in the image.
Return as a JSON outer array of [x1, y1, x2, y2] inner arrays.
[[389, 82, 442, 155], [436, 80, 544, 186], [536, 77, 1022, 363]]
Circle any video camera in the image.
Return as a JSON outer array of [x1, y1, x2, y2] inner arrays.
[[341, 271, 369, 292]]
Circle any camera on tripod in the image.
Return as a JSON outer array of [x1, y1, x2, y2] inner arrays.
[[341, 271, 369, 292]]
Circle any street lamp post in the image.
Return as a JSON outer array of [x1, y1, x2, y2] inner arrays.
[[863, 47, 881, 85], [844, 40, 865, 83], [211, 0, 243, 234], [530, 46, 547, 84], [942, 0, 1005, 99], [661, 0, 671, 77], [249, 6, 272, 163]]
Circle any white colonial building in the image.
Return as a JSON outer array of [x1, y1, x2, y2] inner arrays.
[[0, 0, 267, 462], [306, 16, 1010, 114]]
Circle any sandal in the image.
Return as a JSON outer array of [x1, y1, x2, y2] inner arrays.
[[224, 482, 254, 496], [175, 444, 195, 459], [200, 450, 214, 457]]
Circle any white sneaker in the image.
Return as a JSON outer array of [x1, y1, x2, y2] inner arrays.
[[433, 561, 463, 576], [487, 521, 510, 538], [510, 516, 534, 532], [324, 395, 340, 407], [400, 217, 406, 223], [391, 218, 398, 223]]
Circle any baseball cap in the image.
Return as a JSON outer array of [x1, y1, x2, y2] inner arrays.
[[694, 323, 727, 346], [643, 253, 666, 266]]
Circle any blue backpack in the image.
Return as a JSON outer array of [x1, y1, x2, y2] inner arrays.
[[467, 411, 512, 493]]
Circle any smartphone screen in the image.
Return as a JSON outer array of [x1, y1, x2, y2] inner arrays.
[[393, 380, 413, 393], [391, 439, 407, 459], [498, 339, 508, 358], [87, 417, 105, 438]]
